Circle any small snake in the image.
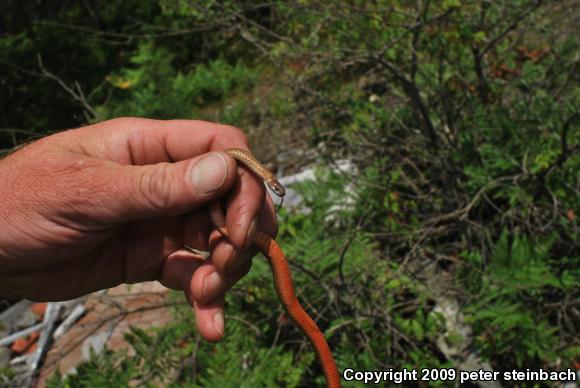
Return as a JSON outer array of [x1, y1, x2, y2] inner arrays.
[[209, 148, 340, 388]]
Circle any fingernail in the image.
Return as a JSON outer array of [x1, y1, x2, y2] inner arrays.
[[222, 244, 236, 274], [203, 272, 223, 300], [191, 153, 228, 194], [213, 311, 224, 336], [245, 218, 258, 249]]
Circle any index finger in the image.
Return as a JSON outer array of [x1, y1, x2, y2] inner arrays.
[[75, 117, 276, 248], [67, 118, 250, 164]]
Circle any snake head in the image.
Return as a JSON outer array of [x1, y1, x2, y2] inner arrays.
[[267, 179, 286, 197]]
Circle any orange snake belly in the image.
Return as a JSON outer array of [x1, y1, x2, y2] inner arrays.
[[209, 148, 340, 388]]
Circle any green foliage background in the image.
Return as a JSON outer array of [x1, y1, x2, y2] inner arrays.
[[1, 1, 578, 387]]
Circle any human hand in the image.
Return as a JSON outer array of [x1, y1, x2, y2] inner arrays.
[[0, 117, 277, 342]]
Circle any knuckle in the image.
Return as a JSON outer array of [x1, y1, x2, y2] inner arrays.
[[137, 163, 175, 212]]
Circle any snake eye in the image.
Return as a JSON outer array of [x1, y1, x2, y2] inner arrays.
[[268, 181, 286, 197]]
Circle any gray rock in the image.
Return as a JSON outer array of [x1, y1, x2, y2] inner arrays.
[[0, 301, 34, 334]]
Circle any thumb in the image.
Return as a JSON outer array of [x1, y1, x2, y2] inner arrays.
[[102, 151, 237, 221]]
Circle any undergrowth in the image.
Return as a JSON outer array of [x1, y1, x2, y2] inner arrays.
[[1, 1, 578, 387]]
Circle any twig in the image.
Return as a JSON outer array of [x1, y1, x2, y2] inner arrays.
[[423, 174, 524, 226], [29, 302, 63, 372], [337, 233, 356, 286], [53, 304, 86, 340], [36, 54, 98, 121], [0, 322, 47, 347], [481, 0, 544, 56]]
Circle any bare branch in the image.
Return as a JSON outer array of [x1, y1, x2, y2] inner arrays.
[[481, 0, 544, 56], [37, 54, 98, 121]]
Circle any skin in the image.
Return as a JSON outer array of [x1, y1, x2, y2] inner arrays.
[[0, 117, 277, 343]]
